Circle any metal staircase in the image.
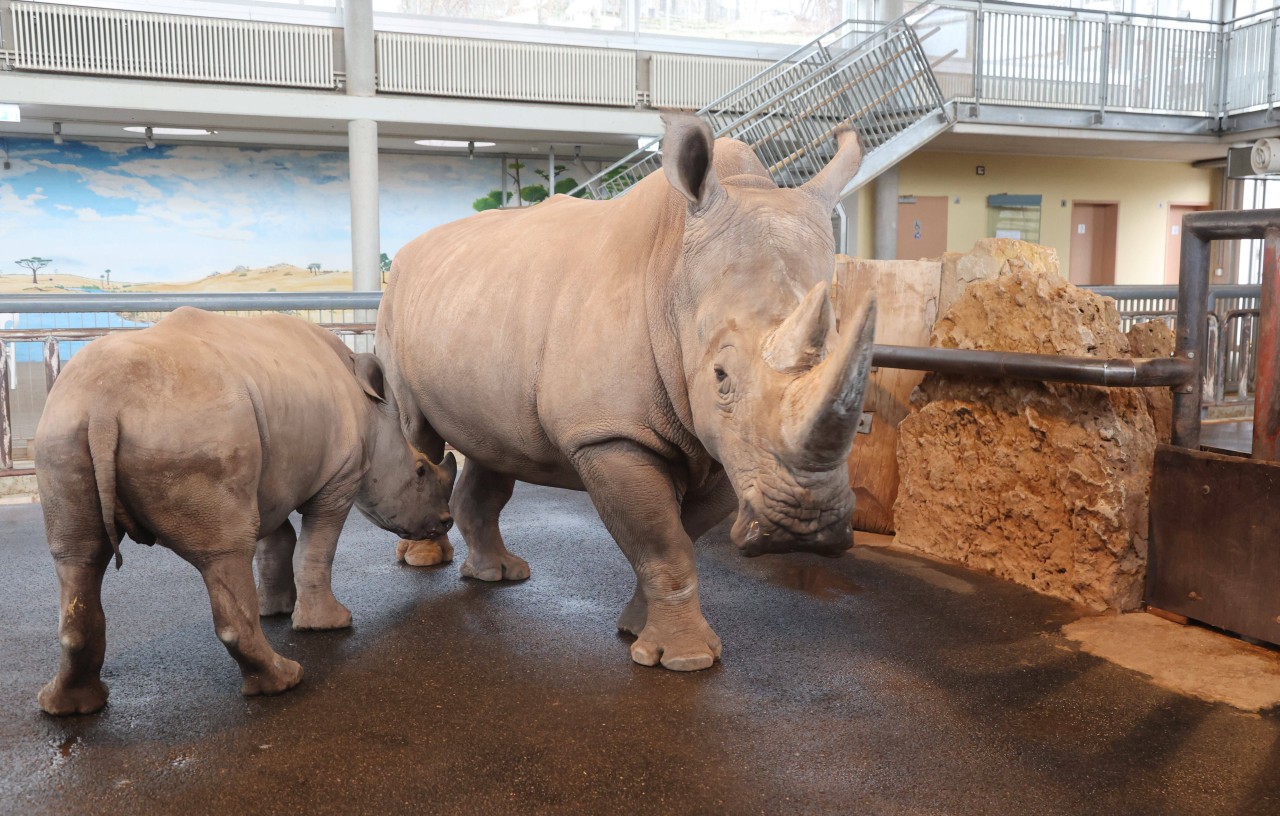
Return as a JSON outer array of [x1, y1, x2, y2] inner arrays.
[[571, 7, 953, 201]]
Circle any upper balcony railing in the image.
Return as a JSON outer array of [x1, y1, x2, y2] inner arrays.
[[3, 0, 1279, 122]]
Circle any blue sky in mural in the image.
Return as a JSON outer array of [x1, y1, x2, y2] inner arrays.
[[0, 138, 500, 282]]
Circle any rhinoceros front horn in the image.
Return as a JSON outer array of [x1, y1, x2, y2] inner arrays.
[[779, 287, 877, 467]]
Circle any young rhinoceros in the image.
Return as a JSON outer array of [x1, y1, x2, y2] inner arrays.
[[34, 307, 458, 715]]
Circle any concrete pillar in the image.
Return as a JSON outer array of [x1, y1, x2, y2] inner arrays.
[[349, 118, 381, 292], [841, 190, 860, 257], [873, 166, 899, 261], [343, 0, 375, 98]]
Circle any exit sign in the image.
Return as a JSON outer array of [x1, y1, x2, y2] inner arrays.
[[0, 104, 20, 123]]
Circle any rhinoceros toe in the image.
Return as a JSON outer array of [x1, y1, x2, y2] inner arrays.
[[460, 551, 530, 582], [240, 656, 303, 697], [629, 621, 723, 672]]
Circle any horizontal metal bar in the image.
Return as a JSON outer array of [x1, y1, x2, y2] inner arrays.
[[1084, 284, 1261, 300], [1185, 209, 1280, 242], [872, 344, 1196, 388], [0, 292, 383, 314]]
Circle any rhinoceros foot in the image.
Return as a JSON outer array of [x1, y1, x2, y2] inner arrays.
[[629, 618, 722, 672], [291, 597, 352, 631], [257, 585, 296, 617], [460, 550, 530, 582], [396, 536, 454, 567], [240, 655, 303, 697], [38, 678, 109, 716]]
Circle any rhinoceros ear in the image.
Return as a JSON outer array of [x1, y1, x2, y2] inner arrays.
[[661, 113, 722, 214], [354, 353, 388, 404]]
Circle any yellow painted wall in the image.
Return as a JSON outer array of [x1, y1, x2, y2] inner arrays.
[[887, 151, 1218, 285]]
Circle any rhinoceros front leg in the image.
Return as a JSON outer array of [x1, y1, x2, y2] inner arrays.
[[617, 471, 735, 637], [255, 520, 297, 616], [577, 442, 721, 671], [291, 505, 354, 631], [453, 461, 530, 581]]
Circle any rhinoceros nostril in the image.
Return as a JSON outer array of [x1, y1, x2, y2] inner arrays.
[[440, 514, 454, 532]]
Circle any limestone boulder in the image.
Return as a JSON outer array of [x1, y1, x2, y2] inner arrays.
[[894, 267, 1156, 612], [937, 238, 1062, 317]]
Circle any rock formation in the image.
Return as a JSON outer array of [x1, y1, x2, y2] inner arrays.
[[894, 250, 1157, 612]]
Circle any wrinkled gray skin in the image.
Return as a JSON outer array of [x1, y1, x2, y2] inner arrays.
[[380, 115, 876, 671], [34, 308, 457, 715]]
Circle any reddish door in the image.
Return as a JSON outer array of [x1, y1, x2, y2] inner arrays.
[[896, 196, 949, 260], [1069, 202, 1118, 286]]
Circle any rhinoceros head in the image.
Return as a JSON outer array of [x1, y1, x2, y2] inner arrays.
[[662, 115, 876, 558], [351, 353, 458, 539]]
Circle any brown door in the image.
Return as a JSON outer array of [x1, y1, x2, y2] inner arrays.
[[1165, 204, 1209, 284], [1069, 202, 1118, 286], [896, 196, 949, 260]]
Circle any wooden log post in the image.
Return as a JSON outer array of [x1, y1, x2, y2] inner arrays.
[[836, 255, 941, 535]]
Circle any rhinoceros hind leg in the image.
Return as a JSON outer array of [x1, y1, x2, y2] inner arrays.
[[255, 521, 297, 616], [39, 545, 113, 716], [453, 462, 529, 582], [576, 442, 721, 672], [198, 552, 303, 696]]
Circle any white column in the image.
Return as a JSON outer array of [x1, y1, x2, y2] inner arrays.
[[343, 0, 375, 98], [840, 190, 860, 257], [873, 166, 899, 261], [349, 118, 381, 292]]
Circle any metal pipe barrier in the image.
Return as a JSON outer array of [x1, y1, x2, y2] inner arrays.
[[0, 293, 381, 476]]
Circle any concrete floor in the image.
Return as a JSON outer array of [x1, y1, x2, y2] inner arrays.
[[2, 484, 1278, 816]]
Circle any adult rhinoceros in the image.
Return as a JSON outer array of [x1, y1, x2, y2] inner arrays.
[[379, 114, 876, 671]]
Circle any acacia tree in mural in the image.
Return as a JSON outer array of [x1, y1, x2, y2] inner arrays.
[[16, 257, 52, 284], [472, 162, 584, 212], [307, 262, 322, 276], [380, 253, 392, 285]]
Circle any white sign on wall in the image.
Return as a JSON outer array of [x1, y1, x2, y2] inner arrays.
[[0, 104, 20, 123]]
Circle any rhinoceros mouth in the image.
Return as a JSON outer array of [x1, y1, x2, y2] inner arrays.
[[729, 503, 853, 558]]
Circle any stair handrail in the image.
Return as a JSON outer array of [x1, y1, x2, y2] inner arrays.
[[569, 2, 948, 199]]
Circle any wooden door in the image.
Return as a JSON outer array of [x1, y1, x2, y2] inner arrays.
[[1165, 204, 1209, 284], [896, 196, 949, 260], [1069, 202, 1118, 286]]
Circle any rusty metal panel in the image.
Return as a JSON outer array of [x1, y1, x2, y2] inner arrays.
[[1147, 443, 1280, 645]]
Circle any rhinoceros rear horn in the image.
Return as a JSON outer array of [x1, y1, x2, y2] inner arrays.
[[801, 126, 864, 207], [780, 288, 877, 467], [763, 281, 832, 373]]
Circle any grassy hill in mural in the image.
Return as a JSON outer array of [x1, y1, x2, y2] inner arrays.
[[0, 263, 360, 294]]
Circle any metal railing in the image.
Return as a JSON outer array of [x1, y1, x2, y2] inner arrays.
[[2, 280, 1260, 476], [10, 0, 336, 89], [0, 292, 379, 475], [571, 13, 947, 199], [1088, 283, 1262, 405], [5, 0, 1280, 122], [374, 32, 636, 106]]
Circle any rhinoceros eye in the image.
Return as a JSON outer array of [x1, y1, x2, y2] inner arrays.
[[714, 365, 727, 384], [415, 461, 427, 477]]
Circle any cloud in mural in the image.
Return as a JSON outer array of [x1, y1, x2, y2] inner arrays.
[[2, 138, 500, 283]]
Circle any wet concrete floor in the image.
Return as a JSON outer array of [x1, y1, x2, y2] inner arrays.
[[2, 483, 1279, 815]]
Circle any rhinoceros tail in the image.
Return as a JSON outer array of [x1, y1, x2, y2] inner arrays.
[[86, 414, 123, 570]]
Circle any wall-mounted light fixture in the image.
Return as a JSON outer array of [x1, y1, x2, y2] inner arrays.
[[414, 139, 495, 149], [52, 122, 62, 145]]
